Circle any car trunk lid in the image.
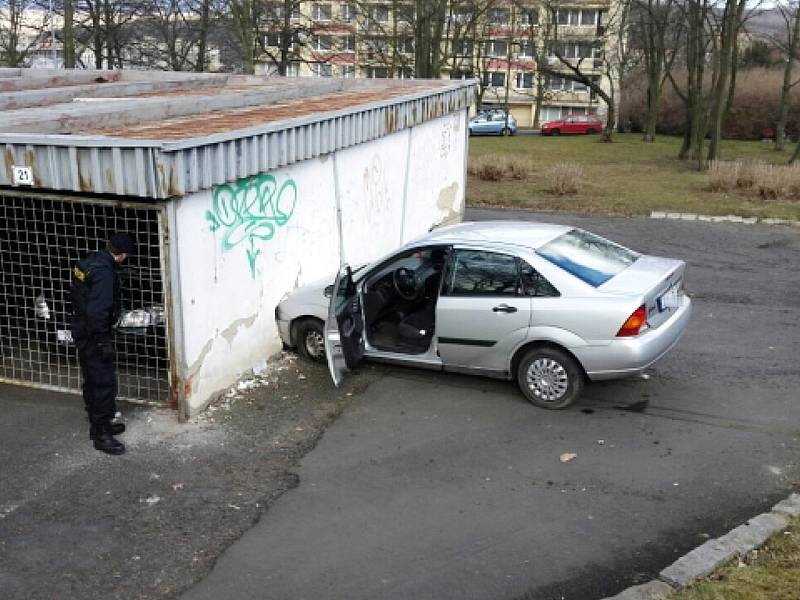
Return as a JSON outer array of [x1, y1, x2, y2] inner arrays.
[[599, 256, 686, 329]]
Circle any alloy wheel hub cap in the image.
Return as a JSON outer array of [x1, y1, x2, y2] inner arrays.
[[526, 359, 568, 403], [306, 330, 325, 358]]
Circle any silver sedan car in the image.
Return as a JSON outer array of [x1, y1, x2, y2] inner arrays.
[[275, 221, 692, 408]]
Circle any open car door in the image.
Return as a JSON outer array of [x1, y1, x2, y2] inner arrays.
[[324, 264, 366, 387]]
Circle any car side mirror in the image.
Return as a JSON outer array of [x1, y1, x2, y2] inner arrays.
[[324, 285, 334, 298]]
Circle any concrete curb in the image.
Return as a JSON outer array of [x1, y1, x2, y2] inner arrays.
[[599, 493, 800, 600], [650, 211, 800, 227]]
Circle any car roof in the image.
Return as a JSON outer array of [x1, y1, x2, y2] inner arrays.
[[419, 220, 572, 250]]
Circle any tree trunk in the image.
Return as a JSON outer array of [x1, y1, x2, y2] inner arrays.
[[776, 4, 800, 151], [196, 0, 210, 72], [64, 0, 75, 68], [643, 75, 661, 142], [103, 0, 115, 68]]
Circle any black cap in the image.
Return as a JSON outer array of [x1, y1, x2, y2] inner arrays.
[[109, 233, 135, 255]]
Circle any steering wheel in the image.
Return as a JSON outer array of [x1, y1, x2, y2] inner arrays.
[[393, 267, 421, 301]]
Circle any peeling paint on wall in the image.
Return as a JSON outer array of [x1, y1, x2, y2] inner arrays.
[[220, 313, 258, 345], [206, 174, 297, 279], [437, 182, 462, 226]]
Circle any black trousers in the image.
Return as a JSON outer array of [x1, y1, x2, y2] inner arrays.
[[76, 341, 118, 427]]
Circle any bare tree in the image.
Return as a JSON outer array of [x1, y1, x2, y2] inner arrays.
[[631, 0, 680, 141], [0, 0, 46, 66], [705, 0, 748, 162], [125, 0, 213, 71], [773, 0, 800, 153]]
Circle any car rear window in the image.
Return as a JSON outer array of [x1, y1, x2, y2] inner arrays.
[[537, 229, 639, 287]]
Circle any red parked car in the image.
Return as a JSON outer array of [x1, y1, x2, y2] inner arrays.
[[541, 114, 603, 136]]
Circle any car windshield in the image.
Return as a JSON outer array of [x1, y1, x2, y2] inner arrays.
[[537, 229, 639, 287]]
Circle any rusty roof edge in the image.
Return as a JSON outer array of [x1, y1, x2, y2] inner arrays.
[[158, 79, 479, 152], [0, 133, 163, 148]]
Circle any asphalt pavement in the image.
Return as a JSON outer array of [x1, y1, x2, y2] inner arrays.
[[2, 210, 798, 600], [179, 210, 800, 600]]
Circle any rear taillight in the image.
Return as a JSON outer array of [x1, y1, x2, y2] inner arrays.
[[617, 305, 647, 337]]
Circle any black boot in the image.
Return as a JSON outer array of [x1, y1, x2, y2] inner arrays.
[[89, 421, 125, 439], [91, 423, 126, 455]]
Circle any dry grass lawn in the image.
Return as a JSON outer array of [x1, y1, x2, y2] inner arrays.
[[467, 133, 800, 220], [664, 516, 800, 600]]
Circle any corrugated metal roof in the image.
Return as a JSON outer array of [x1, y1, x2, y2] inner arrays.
[[0, 69, 476, 199]]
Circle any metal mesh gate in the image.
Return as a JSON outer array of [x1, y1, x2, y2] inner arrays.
[[0, 192, 172, 404]]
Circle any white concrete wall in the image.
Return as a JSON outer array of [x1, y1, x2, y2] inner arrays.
[[172, 110, 467, 416]]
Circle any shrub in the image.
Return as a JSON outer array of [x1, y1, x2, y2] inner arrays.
[[545, 162, 583, 195], [736, 159, 763, 189], [707, 160, 740, 192], [621, 67, 800, 140], [469, 157, 505, 181], [755, 164, 788, 199], [504, 157, 533, 180], [468, 156, 533, 181]]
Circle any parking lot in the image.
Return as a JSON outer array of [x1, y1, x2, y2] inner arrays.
[[181, 210, 800, 599], [2, 209, 799, 600]]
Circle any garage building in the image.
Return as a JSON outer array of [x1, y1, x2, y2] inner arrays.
[[0, 68, 475, 418]]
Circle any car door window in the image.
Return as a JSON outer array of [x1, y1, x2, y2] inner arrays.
[[446, 250, 520, 296], [519, 259, 560, 297]]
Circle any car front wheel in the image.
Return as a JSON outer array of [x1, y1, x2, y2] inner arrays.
[[550, 129, 560, 136], [294, 318, 326, 363], [501, 127, 511, 136], [516, 347, 584, 409]]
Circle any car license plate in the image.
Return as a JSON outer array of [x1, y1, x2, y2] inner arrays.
[[657, 283, 680, 312], [57, 329, 73, 344]]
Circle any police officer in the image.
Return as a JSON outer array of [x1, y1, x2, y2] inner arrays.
[[71, 233, 135, 455]]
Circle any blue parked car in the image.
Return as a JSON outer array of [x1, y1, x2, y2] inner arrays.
[[469, 111, 518, 136]]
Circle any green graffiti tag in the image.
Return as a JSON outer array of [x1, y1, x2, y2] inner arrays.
[[206, 174, 297, 279]]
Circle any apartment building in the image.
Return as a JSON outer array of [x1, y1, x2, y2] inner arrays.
[[258, 1, 620, 127]]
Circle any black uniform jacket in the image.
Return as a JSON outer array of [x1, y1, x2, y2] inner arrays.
[[71, 250, 121, 346]]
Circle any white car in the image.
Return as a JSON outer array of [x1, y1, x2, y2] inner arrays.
[[275, 221, 692, 408]]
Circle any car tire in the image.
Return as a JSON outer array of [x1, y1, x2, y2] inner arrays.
[[586, 129, 596, 135], [516, 347, 584, 409], [501, 127, 511, 136], [551, 129, 560, 136], [294, 318, 326, 363]]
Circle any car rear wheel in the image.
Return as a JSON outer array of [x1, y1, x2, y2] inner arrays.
[[516, 347, 584, 409], [586, 128, 597, 135], [294, 318, 326, 363], [550, 129, 560, 136], [501, 127, 511, 136]]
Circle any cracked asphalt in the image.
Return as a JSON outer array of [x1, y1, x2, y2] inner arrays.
[[2, 209, 799, 600]]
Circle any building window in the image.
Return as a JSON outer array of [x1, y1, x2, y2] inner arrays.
[[399, 36, 414, 54], [342, 34, 356, 51], [341, 65, 356, 77], [581, 9, 597, 25], [490, 8, 510, 25], [311, 63, 333, 77], [367, 66, 389, 78], [454, 39, 473, 56], [482, 71, 506, 88], [340, 2, 355, 22], [313, 3, 332, 21], [518, 41, 534, 57], [264, 32, 282, 47], [451, 70, 474, 80], [373, 4, 389, 23], [485, 40, 508, 57], [313, 35, 333, 51], [286, 62, 301, 77], [520, 9, 538, 25], [516, 72, 534, 89]]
